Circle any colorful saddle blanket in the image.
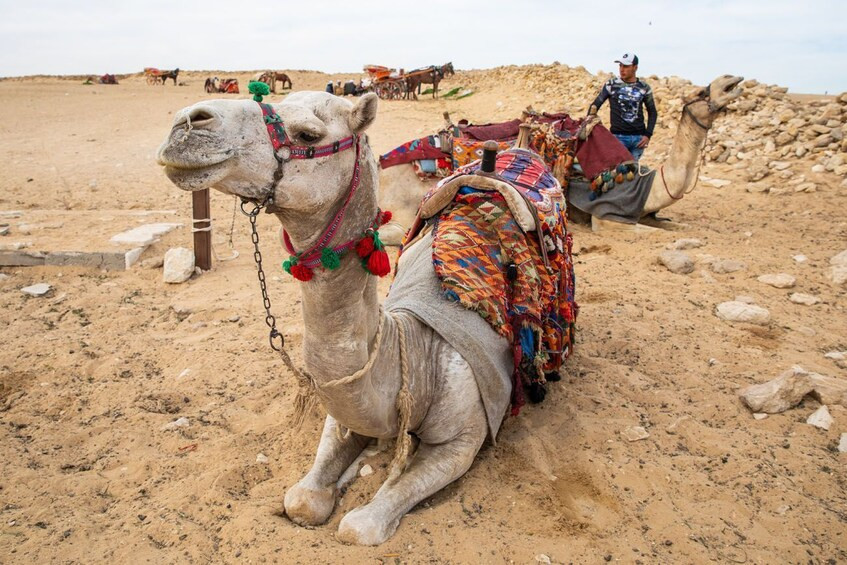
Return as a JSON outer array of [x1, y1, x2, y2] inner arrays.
[[403, 149, 578, 413]]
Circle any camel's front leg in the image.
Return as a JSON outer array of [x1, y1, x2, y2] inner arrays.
[[284, 415, 370, 526], [336, 423, 487, 545]]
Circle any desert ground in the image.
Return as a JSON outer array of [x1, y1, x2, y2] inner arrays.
[[0, 67, 845, 564]]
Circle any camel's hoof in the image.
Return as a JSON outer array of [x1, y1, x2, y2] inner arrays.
[[283, 482, 336, 526], [336, 506, 399, 546]]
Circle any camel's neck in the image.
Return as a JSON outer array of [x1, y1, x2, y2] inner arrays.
[[642, 106, 711, 214], [276, 143, 381, 384]]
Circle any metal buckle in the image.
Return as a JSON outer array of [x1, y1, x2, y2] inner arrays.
[[279, 146, 291, 160], [306, 146, 315, 158], [332, 140, 340, 153]]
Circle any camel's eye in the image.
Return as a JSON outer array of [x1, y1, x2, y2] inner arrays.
[[297, 131, 321, 144]]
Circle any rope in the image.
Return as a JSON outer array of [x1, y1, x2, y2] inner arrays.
[[191, 217, 212, 233], [288, 307, 414, 480], [389, 315, 413, 481], [290, 306, 386, 428]]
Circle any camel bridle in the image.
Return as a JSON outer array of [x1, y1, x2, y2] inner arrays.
[[238, 100, 367, 354], [661, 89, 722, 200], [682, 87, 724, 131]]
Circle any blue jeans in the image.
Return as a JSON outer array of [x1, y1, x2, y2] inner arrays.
[[614, 134, 645, 162]]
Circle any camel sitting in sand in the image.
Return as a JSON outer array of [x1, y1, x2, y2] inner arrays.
[[379, 74, 744, 239], [157, 92, 519, 545]]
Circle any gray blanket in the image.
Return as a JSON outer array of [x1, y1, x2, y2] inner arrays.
[[385, 231, 512, 440], [567, 168, 656, 224]]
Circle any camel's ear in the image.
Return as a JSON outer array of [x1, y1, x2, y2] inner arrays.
[[349, 93, 378, 134]]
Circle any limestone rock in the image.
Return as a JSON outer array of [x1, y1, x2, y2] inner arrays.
[[659, 250, 694, 274], [716, 301, 770, 324], [808, 373, 847, 406], [163, 247, 195, 284], [739, 366, 813, 413], [757, 273, 796, 288], [668, 238, 703, 250], [830, 250, 847, 285], [710, 259, 745, 274], [839, 433, 847, 453], [110, 223, 182, 247], [140, 256, 164, 269], [161, 417, 190, 431], [789, 293, 820, 305], [21, 283, 51, 296], [806, 406, 833, 430], [622, 426, 649, 442]]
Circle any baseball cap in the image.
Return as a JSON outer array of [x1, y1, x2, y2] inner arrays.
[[615, 53, 639, 66]]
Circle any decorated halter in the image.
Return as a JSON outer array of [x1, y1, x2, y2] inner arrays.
[[249, 81, 392, 282], [682, 87, 721, 131]]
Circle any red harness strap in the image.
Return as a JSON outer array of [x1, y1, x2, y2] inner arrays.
[[258, 103, 356, 157], [257, 101, 391, 281]]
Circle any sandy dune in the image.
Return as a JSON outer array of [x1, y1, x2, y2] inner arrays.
[[0, 68, 845, 564]]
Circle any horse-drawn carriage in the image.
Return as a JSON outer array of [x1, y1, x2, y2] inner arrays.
[[363, 63, 455, 100], [364, 65, 407, 100], [144, 67, 179, 85], [204, 77, 240, 94]]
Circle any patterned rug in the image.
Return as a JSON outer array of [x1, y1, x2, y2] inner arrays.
[[405, 149, 578, 413], [379, 134, 448, 169]]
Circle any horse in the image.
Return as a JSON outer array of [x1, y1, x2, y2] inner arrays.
[[405, 62, 454, 99], [273, 72, 292, 90], [160, 68, 179, 85]]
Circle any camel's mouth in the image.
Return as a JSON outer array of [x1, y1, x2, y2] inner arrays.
[[161, 159, 233, 191], [721, 76, 744, 94]]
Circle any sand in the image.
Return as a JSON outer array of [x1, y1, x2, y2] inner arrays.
[[0, 69, 845, 564]]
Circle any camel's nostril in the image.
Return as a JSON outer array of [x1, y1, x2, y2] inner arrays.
[[190, 109, 215, 122]]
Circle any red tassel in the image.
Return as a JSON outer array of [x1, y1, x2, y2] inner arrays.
[[380, 210, 392, 225], [356, 235, 375, 258], [290, 264, 314, 282], [366, 249, 391, 277]]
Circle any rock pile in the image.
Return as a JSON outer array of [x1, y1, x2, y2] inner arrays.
[[455, 65, 846, 191]]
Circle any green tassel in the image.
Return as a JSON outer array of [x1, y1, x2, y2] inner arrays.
[[248, 81, 270, 102], [320, 247, 341, 270], [371, 230, 383, 251], [282, 257, 295, 273]]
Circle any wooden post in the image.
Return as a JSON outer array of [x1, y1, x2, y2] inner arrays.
[[192, 189, 212, 270], [516, 123, 532, 150]]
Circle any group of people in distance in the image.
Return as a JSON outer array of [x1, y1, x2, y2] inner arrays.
[[325, 79, 370, 97]]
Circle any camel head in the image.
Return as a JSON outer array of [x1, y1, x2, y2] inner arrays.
[[157, 92, 379, 212], [682, 74, 744, 128]]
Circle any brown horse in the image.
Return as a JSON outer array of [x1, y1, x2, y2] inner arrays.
[[254, 71, 293, 94], [405, 62, 454, 99], [273, 72, 292, 90]]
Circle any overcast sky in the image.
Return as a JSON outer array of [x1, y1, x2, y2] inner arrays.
[[0, 0, 844, 93]]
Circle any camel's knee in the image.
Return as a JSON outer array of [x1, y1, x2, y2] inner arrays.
[[283, 480, 336, 526]]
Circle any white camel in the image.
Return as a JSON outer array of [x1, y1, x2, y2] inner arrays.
[[379, 74, 745, 237], [157, 92, 517, 545]]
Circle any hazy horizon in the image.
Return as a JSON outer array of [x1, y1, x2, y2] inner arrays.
[[1, 0, 844, 94]]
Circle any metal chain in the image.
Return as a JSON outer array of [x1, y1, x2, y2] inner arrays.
[[240, 199, 284, 352]]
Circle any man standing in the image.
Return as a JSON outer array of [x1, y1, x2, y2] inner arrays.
[[588, 53, 658, 162]]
